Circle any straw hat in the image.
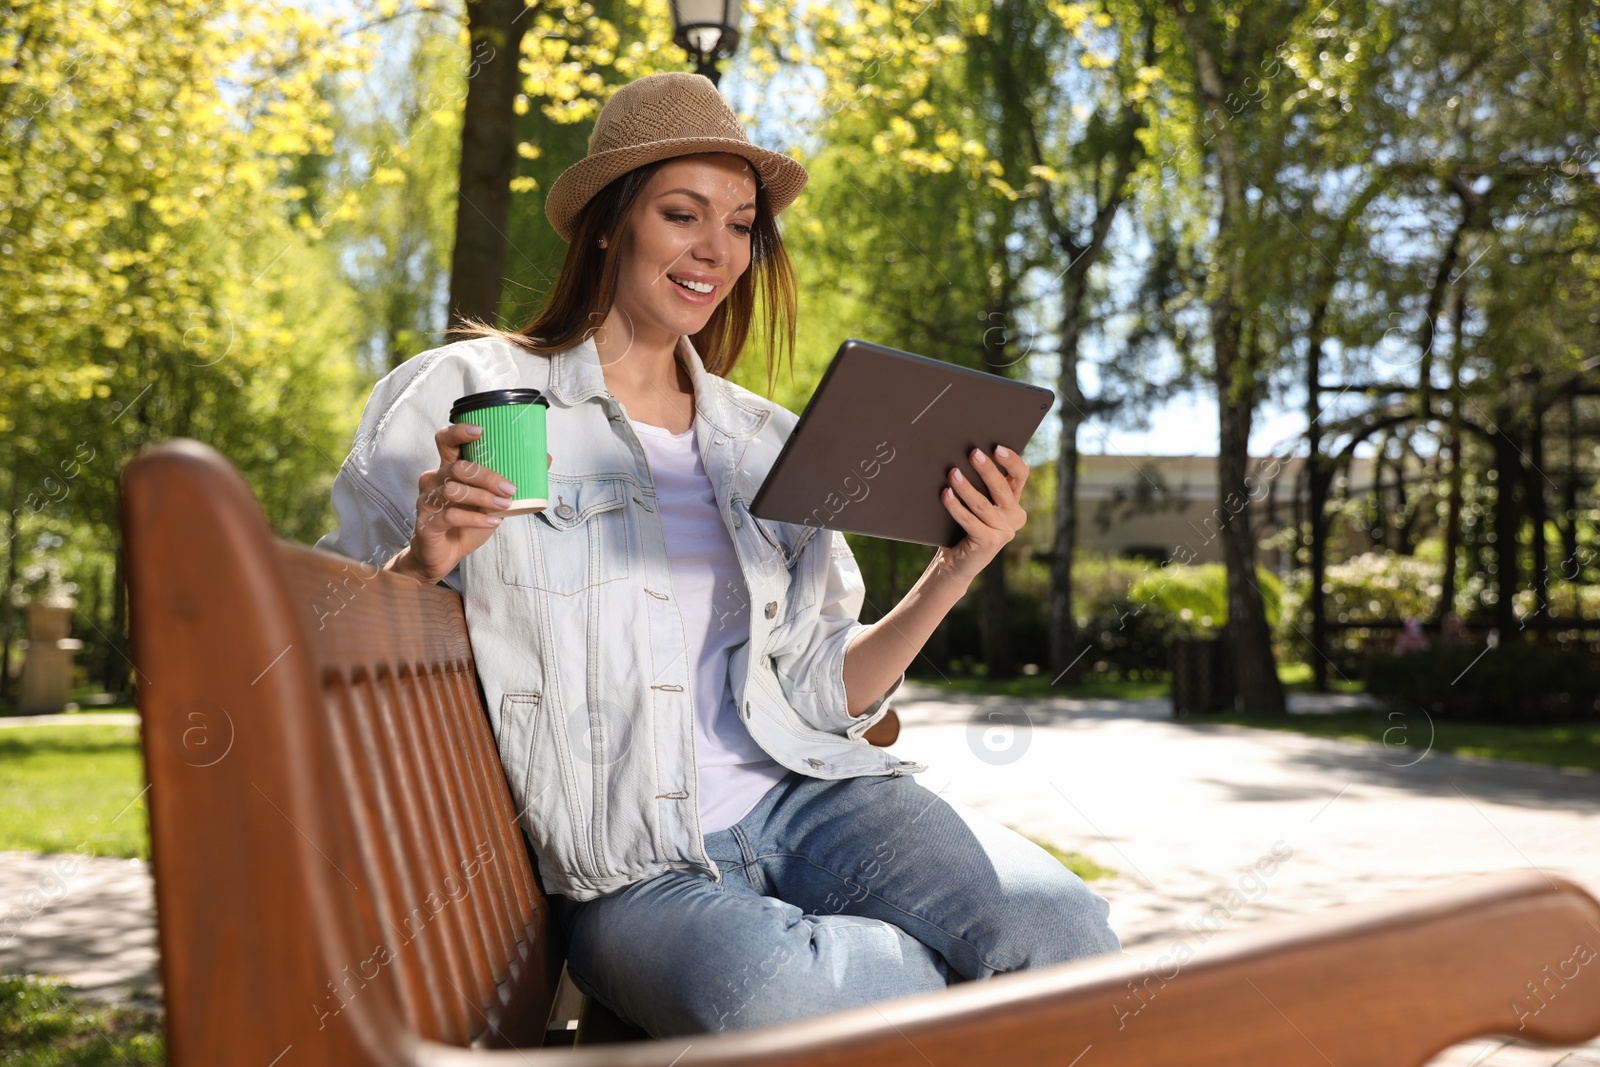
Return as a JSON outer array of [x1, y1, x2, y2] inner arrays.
[[543, 72, 809, 243]]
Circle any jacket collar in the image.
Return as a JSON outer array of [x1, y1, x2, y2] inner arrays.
[[547, 334, 770, 441]]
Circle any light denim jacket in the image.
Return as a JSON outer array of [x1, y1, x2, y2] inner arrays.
[[314, 334, 922, 900]]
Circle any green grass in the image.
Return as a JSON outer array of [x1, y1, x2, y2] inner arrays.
[[915, 662, 1343, 702], [911, 672, 1168, 700], [1202, 710, 1600, 774], [1276, 661, 1365, 694], [1041, 844, 1119, 882], [0, 703, 137, 719], [1007, 825, 1118, 881], [915, 667, 1600, 774], [0, 724, 149, 859], [0, 975, 163, 1065]]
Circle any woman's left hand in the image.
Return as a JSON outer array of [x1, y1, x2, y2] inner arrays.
[[931, 445, 1030, 584]]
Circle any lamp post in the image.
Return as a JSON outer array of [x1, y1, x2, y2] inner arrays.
[[669, 0, 743, 87]]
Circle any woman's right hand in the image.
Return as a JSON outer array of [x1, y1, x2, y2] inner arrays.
[[386, 423, 550, 583]]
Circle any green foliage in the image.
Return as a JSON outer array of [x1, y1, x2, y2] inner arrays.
[[1060, 555, 1279, 679], [1, 0, 379, 689], [1131, 564, 1239, 635], [314, 16, 466, 373], [1276, 552, 1487, 674], [5, 0, 1600, 708], [1073, 600, 1176, 680], [1070, 555, 1154, 613], [498, 0, 704, 330], [1365, 644, 1600, 723], [0, 975, 163, 1065]]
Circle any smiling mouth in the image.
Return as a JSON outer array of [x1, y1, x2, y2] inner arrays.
[[669, 276, 715, 294]]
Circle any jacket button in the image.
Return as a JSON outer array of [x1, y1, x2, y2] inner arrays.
[[764, 601, 778, 618], [556, 503, 575, 519], [714, 437, 726, 445], [805, 757, 824, 769], [742, 701, 751, 719], [733, 514, 743, 528]]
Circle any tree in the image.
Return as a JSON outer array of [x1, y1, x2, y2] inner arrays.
[[1148, 0, 1409, 712], [965, 0, 1157, 683], [313, 13, 474, 371], [1, 0, 370, 695], [494, 0, 698, 325], [447, 0, 533, 331]]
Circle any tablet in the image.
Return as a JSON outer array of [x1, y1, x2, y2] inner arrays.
[[749, 339, 1055, 548]]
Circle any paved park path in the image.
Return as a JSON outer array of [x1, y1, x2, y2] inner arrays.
[[3, 692, 1598, 1063], [1, 710, 160, 1007], [889, 684, 1600, 1066]]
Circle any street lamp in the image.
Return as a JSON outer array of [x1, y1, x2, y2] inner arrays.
[[670, 0, 743, 87]]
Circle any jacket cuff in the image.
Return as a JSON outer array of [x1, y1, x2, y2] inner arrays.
[[808, 623, 905, 741], [844, 666, 906, 742]]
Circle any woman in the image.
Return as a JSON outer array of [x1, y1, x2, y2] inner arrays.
[[316, 71, 1120, 1040]]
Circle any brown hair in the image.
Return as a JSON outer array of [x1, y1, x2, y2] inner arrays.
[[450, 155, 799, 395]]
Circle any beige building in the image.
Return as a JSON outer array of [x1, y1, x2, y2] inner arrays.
[[1044, 453, 1388, 568]]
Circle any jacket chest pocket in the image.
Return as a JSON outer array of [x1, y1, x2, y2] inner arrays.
[[499, 474, 632, 596]]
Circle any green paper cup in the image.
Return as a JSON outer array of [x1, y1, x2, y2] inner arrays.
[[450, 388, 550, 515]]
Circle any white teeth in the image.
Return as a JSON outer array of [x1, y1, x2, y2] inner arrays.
[[671, 276, 714, 294]]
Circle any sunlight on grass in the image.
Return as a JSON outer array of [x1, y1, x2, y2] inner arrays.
[[1204, 712, 1600, 774], [1006, 826, 1118, 881], [917, 673, 1168, 700], [917, 661, 1337, 702], [920, 669, 1599, 773], [0, 724, 149, 859], [0, 975, 163, 1066]]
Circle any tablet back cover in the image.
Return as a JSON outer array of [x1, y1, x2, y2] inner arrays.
[[749, 339, 1055, 548]]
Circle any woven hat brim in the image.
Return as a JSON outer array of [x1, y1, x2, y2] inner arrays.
[[544, 136, 809, 242]]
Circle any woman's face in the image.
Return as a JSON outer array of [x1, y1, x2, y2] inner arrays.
[[609, 153, 758, 344]]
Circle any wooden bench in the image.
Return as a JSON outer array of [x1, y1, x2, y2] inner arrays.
[[123, 439, 1600, 1066]]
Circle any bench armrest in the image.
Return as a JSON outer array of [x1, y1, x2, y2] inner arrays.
[[411, 870, 1600, 1067]]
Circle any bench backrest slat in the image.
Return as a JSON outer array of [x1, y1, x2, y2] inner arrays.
[[126, 441, 562, 1065], [323, 671, 447, 1035]]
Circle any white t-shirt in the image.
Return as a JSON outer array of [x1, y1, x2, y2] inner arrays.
[[628, 412, 790, 834]]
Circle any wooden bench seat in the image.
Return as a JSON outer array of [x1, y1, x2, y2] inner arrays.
[[123, 439, 1600, 1066]]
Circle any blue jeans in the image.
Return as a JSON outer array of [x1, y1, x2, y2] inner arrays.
[[547, 769, 1121, 1037]]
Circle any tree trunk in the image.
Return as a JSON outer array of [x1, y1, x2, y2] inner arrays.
[[1438, 287, 1468, 625], [1215, 346, 1286, 714], [1167, 1, 1284, 714], [1393, 432, 1414, 555], [979, 552, 1014, 679], [1492, 416, 1520, 637], [1305, 328, 1332, 692], [1049, 272, 1086, 684], [446, 0, 532, 333], [89, 558, 105, 691], [926, 614, 951, 679], [0, 473, 16, 706], [1369, 432, 1390, 550], [1307, 459, 1332, 690], [1439, 423, 1466, 626], [1564, 391, 1579, 584], [989, 16, 1149, 689], [104, 530, 130, 697], [1527, 405, 1548, 623]]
